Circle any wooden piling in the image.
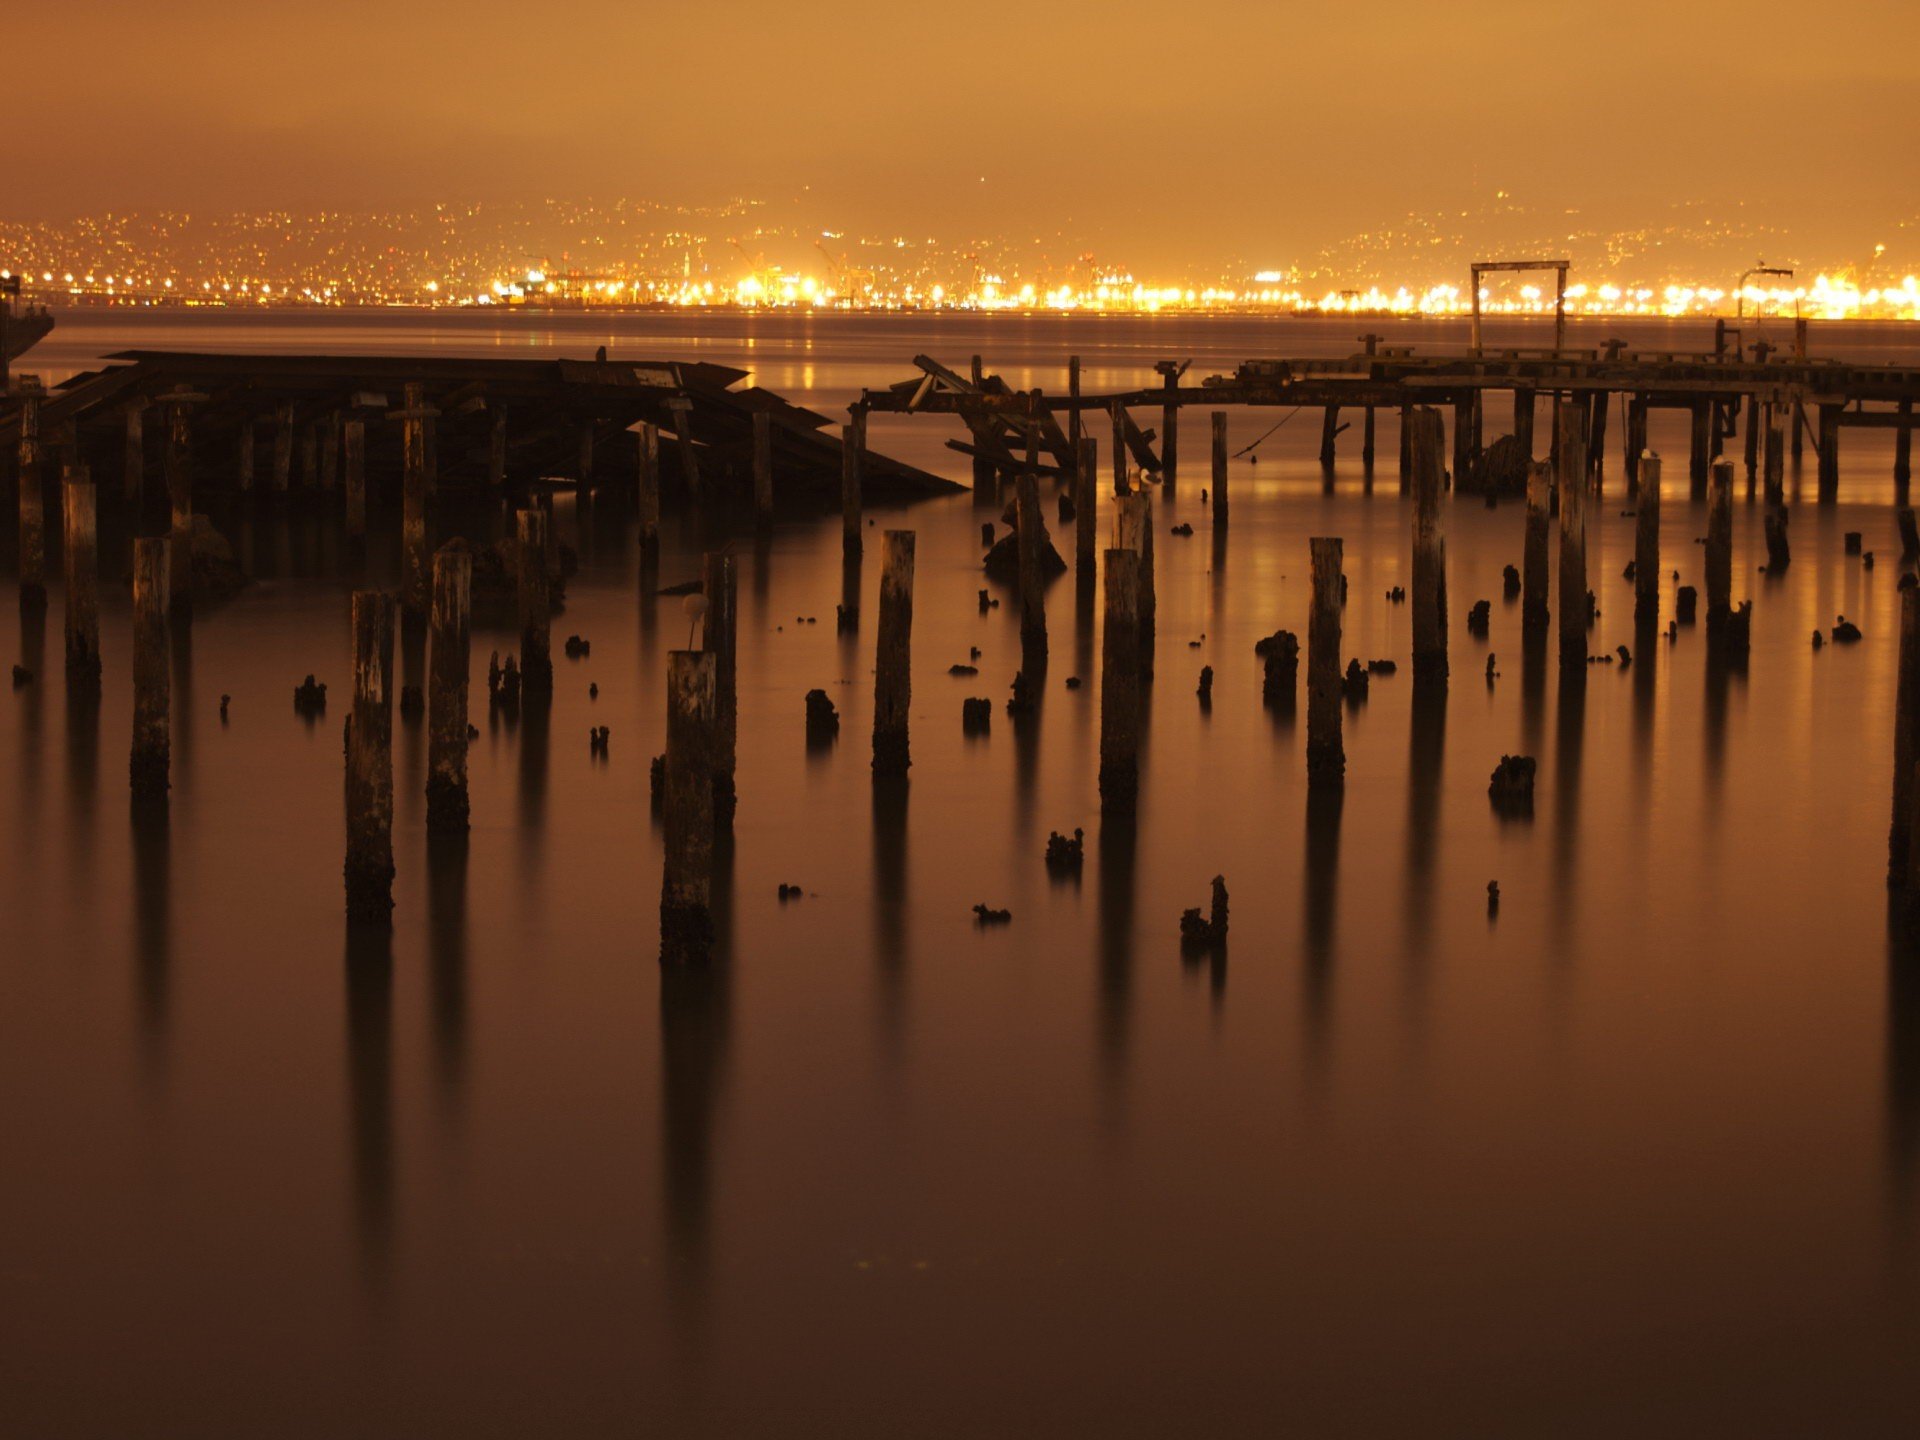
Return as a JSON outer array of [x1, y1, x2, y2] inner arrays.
[[577, 419, 596, 490], [1818, 403, 1842, 503], [1076, 437, 1097, 575], [1514, 387, 1536, 459], [236, 421, 254, 493], [299, 422, 317, 488], [17, 391, 43, 608], [1764, 401, 1785, 495], [345, 590, 397, 921], [1116, 490, 1156, 681], [1409, 407, 1448, 690], [343, 419, 366, 538], [1587, 390, 1609, 487], [1625, 396, 1648, 496], [1557, 403, 1588, 671], [63, 466, 100, 682], [1706, 459, 1733, 630], [1892, 587, 1920, 883], [1110, 402, 1127, 497], [130, 538, 170, 805], [1068, 355, 1082, 457], [1398, 403, 1413, 492], [637, 422, 661, 558], [1763, 405, 1790, 570], [1161, 368, 1179, 492], [426, 541, 472, 834], [1635, 453, 1661, 629], [662, 650, 718, 965], [1211, 412, 1229, 524], [872, 531, 915, 777], [272, 404, 293, 492], [1524, 460, 1552, 632], [1690, 401, 1712, 498], [165, 399, 195, 614], [516, 507, 552, 694], [1452, 397, 1474, 484], [1099, 548, 1142, 816], [666, 398, 703, 503], [753, 410, 774, 528], [1016, 472, 1048, 672], [1898, 399, 1914, 503], [400, 382, 432, 618], [123, 400, 144, 503], [842, 411, 864, 557], [702, 551, 738, 822], [1319, 406, 1339, 468], [1307, 538, 1344, 789]]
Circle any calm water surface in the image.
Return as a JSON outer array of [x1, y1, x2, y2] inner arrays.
[[5, 311, 1920, 1436]]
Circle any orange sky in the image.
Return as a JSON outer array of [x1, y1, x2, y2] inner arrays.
[[11, 0, 1918, 266]]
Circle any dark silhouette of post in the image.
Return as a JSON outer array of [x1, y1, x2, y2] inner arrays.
[[426, 541, 472, 833], [1076, 437, 1097, 576], [1099, 548, 1142, 815], [163, 392, 203, 614], [662, 651, 718, 964], [842, 411, 864, 557], [872, 531, 915, 777], [1160, 366, 1179, 492], [1211, 412, 1229, 524], [516, 507, 552, 694], [1410, 407, 1448, 691], [396, 383, 436, 618], [1016, 472, 1048, 672], [235, 419, 254, 494], [1110, 402, 1126, 497], [753, 410, 774, 529], [1307, 538, 1344, 789], [130, 538, 170, 805], [62, 466, 99, 683], [346, 590, 397, 921], [1635, 453, 1661, 629], [272, 403, 293, 492], [123, 398, 144, 503], [1894, 588, 1920, 884], [637, 422, 661, 560], [1706, 459, 1733, 632], [577, 419, 595, 490], [1117, 490, 1155, 681], [1524, 460, 1551, 632], [1557, 404, 1588, 671], [1817, 403, 1841, 503], [344, 419, 366, 538], [702, 551, 738, 823], [1762, 404, 1790, 570], [17, 390, 43, 609]]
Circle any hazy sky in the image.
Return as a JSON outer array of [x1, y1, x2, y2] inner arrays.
[[14, 0, 1918, 263]]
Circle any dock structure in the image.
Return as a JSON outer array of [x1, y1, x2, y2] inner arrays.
[[1, 350, 954, 513], [863, 345, 1920, 501]]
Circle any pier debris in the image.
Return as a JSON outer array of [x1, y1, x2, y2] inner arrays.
[[962, 697, 991, 734], [1045, 828, 1085, 873], [778, 883, 804, 902], [1467, 599, 1490, 635], [11, 664, 32, 687], [1486, 654, 1499, 681], [948, 664, 979, 676], [294, 674, 328, 715], [589, 725, 610, 755], [1846, 531, 1864, 555], [1833, 616, 1863, 644], [805, 688, 840, 744], [1007, 669, 1037, 717], [972, 904, 1012, 926], [1676, 586, 1698, 624], [1099, 548, 1144, 814], [650, 754, 665, 809], [1342, 658, 1369, 703], [1489, 755, 1536, 817], [1503, 564, 1521, 599], [1488, 881, 1500, 915], [1179, 876, 1230, 950], [1170, 522, 1193, 537], [1197, 665, 1214, 705], [1258, 629, 1300, 706], [564, 634, 590, 659]]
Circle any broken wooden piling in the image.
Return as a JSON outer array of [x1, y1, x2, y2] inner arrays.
[[16, 390, 43, 608], [1524, 460, 1551, 632], [130, 538, 170, 805], [1635, 453, 1661, 629], [516, 507, 552, 694], [1099, 548, 1143, 815], [1319, 406, 1339, 469], [1690, 401, 1713, 498], [1818, 403, 1842, 504], [1557, 403, 1588, 671], [1110, 402, 1127, 497], [1308, 538, 1344, 788], [662, 650, 718, 965], [488, 408, 507, 489], [1017, 472, 1048, 672], [346, 590, 396, 921], [426, 541, 472, 833], [872, 530, 915, 777], [843, 411, 864, 557], [703, 551, 738, 823], [1116, 489, 1156, 681], [397, 382, 435, 617], [637, 422, 661, 560], [1763, 414, 1791, 572], [163, 393, 201, 614], [1410, 407, 1448, 690], [62, 466, 100, 683], [1211, 412, 1229, 525], [1706, 459, 1733, 631], [1076, 437, 1097, 575]]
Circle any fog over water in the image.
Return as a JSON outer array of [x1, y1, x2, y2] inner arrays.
[[5, 308, 1920, 1436]]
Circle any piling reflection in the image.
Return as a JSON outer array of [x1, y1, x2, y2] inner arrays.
[[1551, 671, 1587, 936], [1302, 787, 1343, 1076], [1631, 615, 1659, 810], [426, 832, 469, 1112], [1403, 688, 1446, 1014], [1888, 916, 1920, 1275], [1096, 816, 1138, 1111], [169, 613, 193, 788], [64, 680, 99, 870], [17, 603, 45, 810], [871, 778, 909, 1059], [659, 957, 731, 1346], [345, 923, 395, 1293], [1520, 622, 1548, 758], [517, 687, 550, 855], [130, 806, 171, 1077]]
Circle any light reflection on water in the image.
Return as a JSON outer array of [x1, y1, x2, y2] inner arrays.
[[4, 310, 1920, 1435]]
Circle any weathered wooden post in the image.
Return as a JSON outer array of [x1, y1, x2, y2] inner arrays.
[[1706, 459, 1733, 633], [637, 421, 661, 561], [1765, 400, 1786, 496], [1319, 406, 1340, 469], [1116, 489, 1156, 681], [17, 390, 44, 609], [516, 507, 552, 694], [343, 418, 366, 538], [426, 541, 472, 834], [872, 531, 915, 777], [1211, 412, 1229, 524], [842, 410, 864, 558], [1076, 437, 1097, 576], [1360, 336, 1379, 470], [1817, 403, 1842, 504], [1763, 404, 1790, 570], [1398, 403, 1413, 491], [395, 382, 436, 618], [661, 650, 718, 964], [62, 466, 100, 683], [1689, 400, 1712, 498], [666, 397, 704, 504], [1110, 401, 1127, 497], [1635, 453, 1661, 629], [752, 410, 774, 529], [1514, 387, 1536, 458], [272, 404, 293, 492], [1524, 460, 1551, 632], [1557, 403, 1588, 671], [1452, 396, 1474, 484], [1892, 587, 1920, 883], [488, 407, 507, 489], [1587, 391, 1609, 489], [702, 551, 738, 823], [1016, 472, 1048, 673], [1625, 395, 1648, 496], [123, 399, 145, 503], [1410, 407, 1448, 690], [1068, 354, 1082, 457], [345, 590, 396, 922], [1099, 548, 1142, 816], [1307, 538, 1344, 789], [130, 538, 170, 806], [1897, 399, 1913, 503], [1160, 366, 1179, 492], [163, 391, 205, 615]]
